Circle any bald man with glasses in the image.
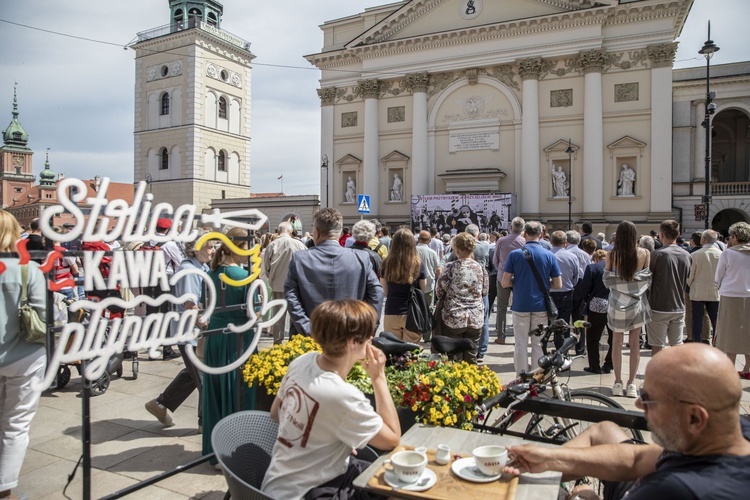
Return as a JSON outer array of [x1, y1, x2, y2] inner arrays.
[[503, 343, 750, 499]]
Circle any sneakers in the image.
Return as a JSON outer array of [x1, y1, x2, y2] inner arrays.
[[145, 399, 174, 427], [611, 382, 624, 397], [625, 383, 638, 398]]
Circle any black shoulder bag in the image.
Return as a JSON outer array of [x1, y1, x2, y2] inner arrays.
[[406, 283, 433, 337], [523, 248, 558, 322]]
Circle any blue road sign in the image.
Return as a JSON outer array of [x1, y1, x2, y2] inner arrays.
[[357, 194, 371, 214]]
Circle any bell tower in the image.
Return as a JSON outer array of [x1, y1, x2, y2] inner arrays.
[[132, 0, 254, 211], [0, 85, 35, 209]]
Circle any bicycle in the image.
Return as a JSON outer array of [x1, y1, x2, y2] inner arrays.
[[473, 319, 645, 444]]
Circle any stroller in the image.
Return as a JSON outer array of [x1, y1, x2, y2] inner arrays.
[[53, 293, 138, 396]]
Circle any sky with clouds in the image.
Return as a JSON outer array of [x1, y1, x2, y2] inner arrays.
[[0, 0, 748, 196]]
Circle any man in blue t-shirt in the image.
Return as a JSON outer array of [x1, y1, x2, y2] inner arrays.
[[501, 221, 561, 374], [502, 343, 750, 500]]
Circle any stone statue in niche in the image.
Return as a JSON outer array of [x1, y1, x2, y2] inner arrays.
[[552, 165, 568, 198], [617, 164, 636, 196], [390, 174, 403, 202], [345, 176, 356, 203]]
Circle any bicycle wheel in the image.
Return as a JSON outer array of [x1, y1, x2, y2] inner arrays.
[[525, 390, 644, 498], [525, 389, 644, 443]]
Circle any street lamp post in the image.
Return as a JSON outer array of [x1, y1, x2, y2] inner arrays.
[[699, 21, 719, 230], [566, 139, 574, 230], [321, 154, 329, 207]]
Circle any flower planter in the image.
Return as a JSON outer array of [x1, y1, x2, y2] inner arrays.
[[255, 387, 276, 412]]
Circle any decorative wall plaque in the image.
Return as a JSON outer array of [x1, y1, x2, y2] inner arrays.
[[449, 130, 500, 152], [459, 0, 482, 20], [615, 83, 639, 102], [341, 112, 358, 128], [147, 60, 183, 81], [550, 89, 573, 108], [387, 106, 406, 123], [205, 62, 242, 88]]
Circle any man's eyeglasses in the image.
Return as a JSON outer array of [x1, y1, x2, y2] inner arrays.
[[637, 388, 698, 406]]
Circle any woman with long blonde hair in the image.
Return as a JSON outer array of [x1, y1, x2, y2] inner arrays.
[[380, 228, 427, 342], [202, 227, 258, 462], [0, 209, 47, 499]]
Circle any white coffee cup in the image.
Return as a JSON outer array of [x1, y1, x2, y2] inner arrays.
[[472, 445, 508, 476], [384, 450, 427, 484]]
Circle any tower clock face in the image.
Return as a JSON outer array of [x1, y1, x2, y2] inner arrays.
[[13, 156, 23, 166]]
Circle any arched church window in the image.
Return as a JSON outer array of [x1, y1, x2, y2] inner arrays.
[[207, 13, 218, 26], [218, 150, 227, 172], [188, 8, 202, 27], [160, 92, 170, 115], [218, 97, 227, 119], [160, 147, 169, 170], [174, 8, 183, 25]]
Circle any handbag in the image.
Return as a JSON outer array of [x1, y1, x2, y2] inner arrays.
[[405, 284, 433, 336], [522, 248, 558, 322], [19, 265, 47, 344]]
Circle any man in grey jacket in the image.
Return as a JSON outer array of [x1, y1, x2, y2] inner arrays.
[[285, 208, 383, 336]]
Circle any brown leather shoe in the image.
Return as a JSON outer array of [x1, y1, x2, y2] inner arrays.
[[494, 336, 506, 345]]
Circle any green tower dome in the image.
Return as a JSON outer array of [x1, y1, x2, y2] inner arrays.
[[2, 85, 30, 149], [39, 149, 56, 189]]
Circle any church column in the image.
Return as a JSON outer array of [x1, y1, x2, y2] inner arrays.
[[406, 72, 430, 196], [580, 49, 606, 217], [317, 87, 336, 207], [360, 79, 381, 212], [518, 58, 543, 216], [648, 43, 678, 215]]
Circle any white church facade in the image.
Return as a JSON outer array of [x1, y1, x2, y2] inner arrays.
[[306, 0, 750, 235]]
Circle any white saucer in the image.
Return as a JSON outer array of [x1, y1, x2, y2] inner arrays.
[[384, 468, 437, 491], [451, 457, 502, 483]]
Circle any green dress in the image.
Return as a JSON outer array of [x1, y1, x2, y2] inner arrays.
[[202, 265, 257, 459]]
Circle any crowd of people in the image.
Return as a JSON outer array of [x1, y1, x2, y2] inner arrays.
[[2, 204, 750, 499]]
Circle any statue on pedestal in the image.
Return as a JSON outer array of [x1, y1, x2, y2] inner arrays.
[[552, 165, 568, 198], [617, 164, 636, 196], [345, 176, 356, 203], [390, 174, 403, 202]]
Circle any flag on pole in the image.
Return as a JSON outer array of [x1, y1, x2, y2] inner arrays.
[[277, 175, 283, 180]]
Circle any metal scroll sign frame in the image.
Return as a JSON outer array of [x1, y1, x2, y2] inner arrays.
[[13, 177, 285, 500]]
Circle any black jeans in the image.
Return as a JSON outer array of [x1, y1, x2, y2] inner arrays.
[[550, 291, 573, 350], [691, 300, 718, 343], [586, 311, 612, 370]]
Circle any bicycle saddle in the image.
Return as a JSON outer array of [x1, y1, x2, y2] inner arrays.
[[430, 336, 475, 355], [372, 332, 420, 357]]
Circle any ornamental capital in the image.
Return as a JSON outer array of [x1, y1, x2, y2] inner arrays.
[[316, 87, 337, 106], [517, 57, 544, 80], [647, 42, 678, 69], [579, 49, 607, 74], [405, 72, 430, 93], [357, 79, 382, 99]]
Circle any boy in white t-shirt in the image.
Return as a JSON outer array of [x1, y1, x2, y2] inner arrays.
[[262, 300, 401, 499]]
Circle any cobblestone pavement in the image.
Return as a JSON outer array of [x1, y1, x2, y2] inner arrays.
[[19, 311, 750, 499]]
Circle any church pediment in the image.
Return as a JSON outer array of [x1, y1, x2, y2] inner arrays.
[[347, 0, 612, 48], [381, 150, 410, 163], [607, 135, 647, 155], [335, 154, 362, 166]]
